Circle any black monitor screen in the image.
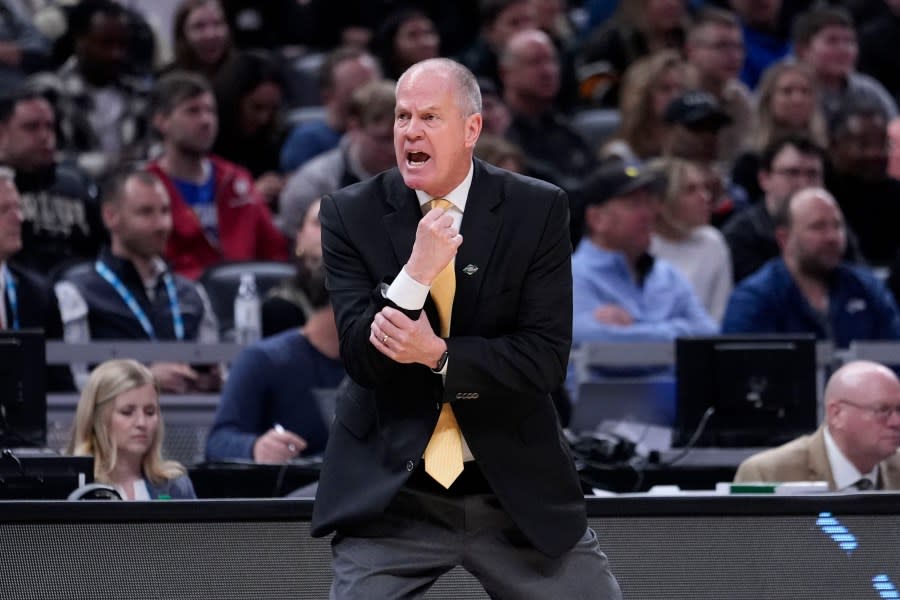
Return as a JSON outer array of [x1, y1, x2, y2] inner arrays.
[[675, 335, 817, 447], [0, 330, 47, 447], [0, 452, 92, 499]]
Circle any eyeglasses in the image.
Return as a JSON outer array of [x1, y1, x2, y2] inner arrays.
[[839, 398, 900, 422]]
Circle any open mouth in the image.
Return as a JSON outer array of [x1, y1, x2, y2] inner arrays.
[[407, 151, 430, 167]]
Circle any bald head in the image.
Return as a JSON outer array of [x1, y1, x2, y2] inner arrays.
[[778, 187, 837, 228], [775, 186, 846, 278], [500, 28, 554, 66], [499, 29, 560, 115], [397, 58, 482, 117], [825, 360, 900, 474], [825, 361, 900, 408]]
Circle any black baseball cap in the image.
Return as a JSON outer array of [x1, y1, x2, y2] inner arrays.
[[664, 90, 732, 131], [581, 160, 663, 207]]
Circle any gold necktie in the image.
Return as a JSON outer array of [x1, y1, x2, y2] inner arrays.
[[422, 198, 464, 488]]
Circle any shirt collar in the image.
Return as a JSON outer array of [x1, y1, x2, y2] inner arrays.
[[413, 160, 474, 212], [824, 426, 878, 490], [142, 257, 169, 299], [101, 248, 169, 295], [577, 240, 655, 283]]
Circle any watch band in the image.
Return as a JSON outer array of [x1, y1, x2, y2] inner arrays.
[[432, 349, 449, 372]]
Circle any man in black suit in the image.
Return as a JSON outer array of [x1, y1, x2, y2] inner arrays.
[[0, 167, 72, 391], [312, 58, 621, 598]]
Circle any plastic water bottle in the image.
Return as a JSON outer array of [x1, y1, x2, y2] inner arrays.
[[234, 272, 261, 344]]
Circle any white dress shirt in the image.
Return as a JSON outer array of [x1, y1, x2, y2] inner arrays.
[[824, 426, 879, 490], [384, 162, 475, 460], [385, 161, 473, 311]]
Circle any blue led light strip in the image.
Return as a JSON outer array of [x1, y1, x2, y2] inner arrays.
[[873, 574, 899, 599], [816, 512, 858, 554]]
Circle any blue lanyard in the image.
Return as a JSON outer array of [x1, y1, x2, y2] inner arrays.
[[94, 261, 184, 340], [2, 264, 19, 330]]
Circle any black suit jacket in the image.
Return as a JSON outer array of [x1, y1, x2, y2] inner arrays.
[[311, 159, 585, 558], [5, 262, 74, 391]]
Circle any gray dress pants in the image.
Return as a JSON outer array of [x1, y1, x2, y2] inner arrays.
[[330, 482, 622, 600]]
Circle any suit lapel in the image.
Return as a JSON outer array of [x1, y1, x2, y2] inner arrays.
[[452, 161, 502, 333], [380, 163, 503, 335], [808, 427, 837, 489], [382, 172, 420, 270], [381, 170, 441, 331], [879, 452, 900, 490]]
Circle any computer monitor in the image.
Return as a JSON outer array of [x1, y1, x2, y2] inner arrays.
[[0, 451, 93, 499], [675, 334, 817, 447], [0, 329, 47, 448], [570, 378, 677, 433]]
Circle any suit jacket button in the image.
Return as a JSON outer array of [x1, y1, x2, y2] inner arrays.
[[436, 402, 441, 410], [406, 460, 415, 472]]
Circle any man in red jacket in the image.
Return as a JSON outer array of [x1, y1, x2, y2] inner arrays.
[[147, 71, 287, 280]]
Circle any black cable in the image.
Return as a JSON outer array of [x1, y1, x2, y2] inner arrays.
[[572, 409, 716, 493], [0, 448, 44, 490], [659, 407, 716, 467], [626, 455, 646, 493], [272, 463, 290, 497], [0, 448, 25, 476]]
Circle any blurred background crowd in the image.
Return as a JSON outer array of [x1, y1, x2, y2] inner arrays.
[[4, 0, 900, 472]]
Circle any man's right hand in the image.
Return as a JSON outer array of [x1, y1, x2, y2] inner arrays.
[[405, 207, 462, 285], [594, 305, 634, 326], [149, 362, 198, 394], [253, 428, 308, 463]]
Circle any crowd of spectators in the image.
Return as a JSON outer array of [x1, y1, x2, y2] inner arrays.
[[3, 0, 900, 479]]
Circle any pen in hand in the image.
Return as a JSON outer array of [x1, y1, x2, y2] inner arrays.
[[274, 423, 298, 454]]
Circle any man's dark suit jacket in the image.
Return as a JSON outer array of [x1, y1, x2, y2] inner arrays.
[[5, 262, 73, 391], [311, 159, 585, 558]]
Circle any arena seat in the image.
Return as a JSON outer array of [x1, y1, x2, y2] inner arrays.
[[198, 260, 295, 340], [571, 108, 621, 149]]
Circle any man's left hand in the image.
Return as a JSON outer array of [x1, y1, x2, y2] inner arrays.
[[370, 307, 445, 367]]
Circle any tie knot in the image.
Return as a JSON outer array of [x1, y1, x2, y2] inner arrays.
[[426, 198, 454, 213], [855, 477, 874, 491]]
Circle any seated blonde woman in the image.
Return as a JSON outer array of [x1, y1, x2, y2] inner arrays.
[[731, 60, 827, 203], [650, 158, 732, 323], [599, 49, 688, 163], [68, 359, 196, 500]]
